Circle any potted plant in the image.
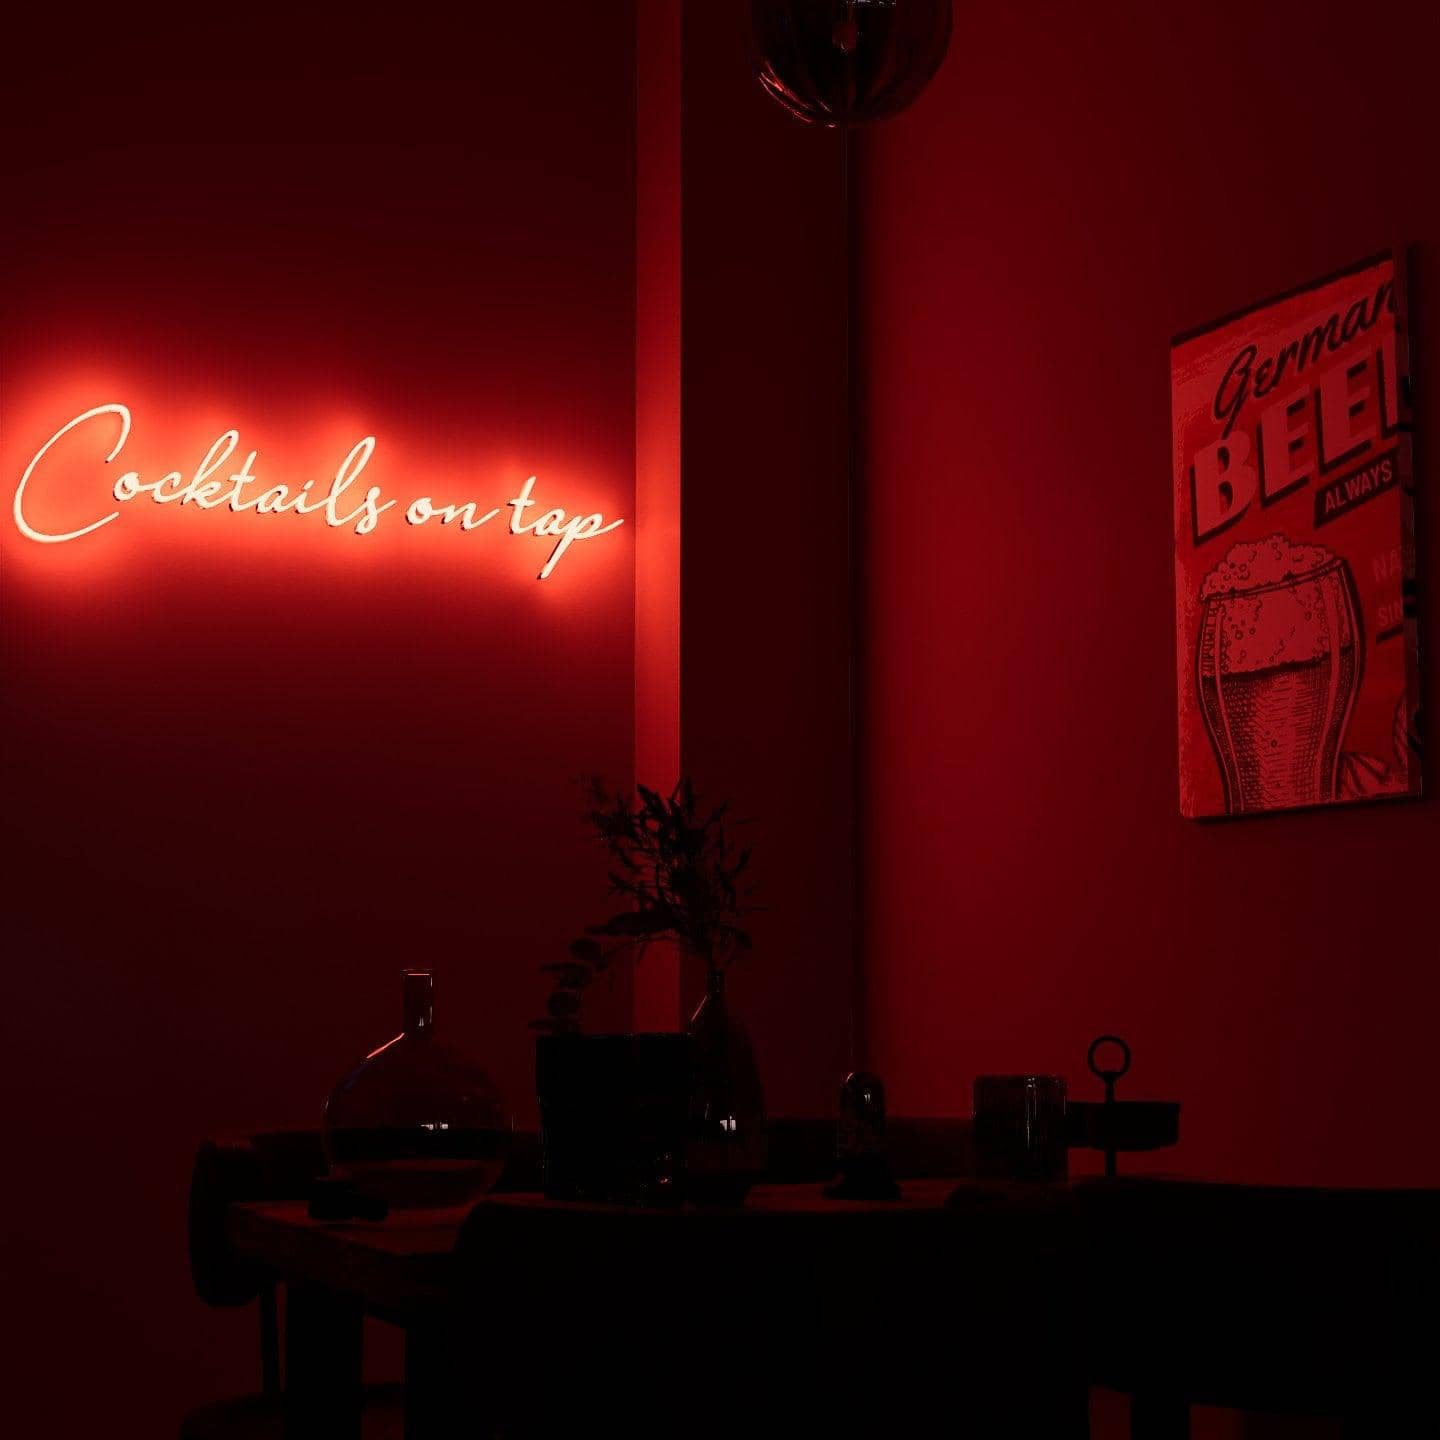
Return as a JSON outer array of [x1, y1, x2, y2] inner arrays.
[[534, 779, 764, 1204]]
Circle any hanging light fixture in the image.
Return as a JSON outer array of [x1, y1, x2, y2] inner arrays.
[[751, 0, 953, 127]]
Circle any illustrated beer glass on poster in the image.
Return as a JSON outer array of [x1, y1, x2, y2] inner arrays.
[[1172, 252, 1421, 818]]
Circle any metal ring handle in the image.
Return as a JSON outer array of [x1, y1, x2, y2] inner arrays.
[[1087, 1034, 1131, 1084]]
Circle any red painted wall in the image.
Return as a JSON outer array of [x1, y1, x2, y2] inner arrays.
[[855, 0, 1440, 1189], [0, 5, 635, 1432], [680, 1, 855, 1108], [634, 0, 684, 1031]]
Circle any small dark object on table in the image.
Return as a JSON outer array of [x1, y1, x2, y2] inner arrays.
[[825, 1071, 901, 1201], [973, 1073, 1069, 1182], [1066, 1035, 1180, 1178]]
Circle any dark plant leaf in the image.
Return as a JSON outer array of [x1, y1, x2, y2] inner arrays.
[[541, 774, 760, 1029], [568, 937, 605, 967]]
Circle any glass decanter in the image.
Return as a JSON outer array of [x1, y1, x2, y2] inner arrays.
[[323, 968, 510, 1209], [687, 966, 767, 1204]]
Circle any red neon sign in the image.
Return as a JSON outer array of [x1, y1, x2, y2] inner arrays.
[[13, 403, 624, 580]]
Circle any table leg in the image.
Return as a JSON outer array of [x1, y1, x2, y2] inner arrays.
[[260, 1284, 281, 1397], [284, 1282, 363, 1440]]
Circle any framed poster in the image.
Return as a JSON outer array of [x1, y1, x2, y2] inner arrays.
[[1172, 252, 1421, 818]]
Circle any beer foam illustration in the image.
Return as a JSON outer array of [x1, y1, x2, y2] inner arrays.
[[1200, 535, 1334, 598], [1199, 535, 1353, 673]]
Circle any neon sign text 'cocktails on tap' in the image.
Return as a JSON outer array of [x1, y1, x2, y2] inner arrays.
[[13, 404, 624, 579]]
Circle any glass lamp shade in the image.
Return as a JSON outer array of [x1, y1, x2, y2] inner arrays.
[[751, 0, 953, 128], [323, 969, 511, 1209]]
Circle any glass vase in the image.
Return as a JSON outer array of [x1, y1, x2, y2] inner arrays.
[[687, 967, 766, 1204], [323, 969, 511, 1209]]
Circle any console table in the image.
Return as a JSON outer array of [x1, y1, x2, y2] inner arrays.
[[228, 1178, 1084, 1438]]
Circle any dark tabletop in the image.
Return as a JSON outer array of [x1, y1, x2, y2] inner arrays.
[[226, 1177, 972, 1315]]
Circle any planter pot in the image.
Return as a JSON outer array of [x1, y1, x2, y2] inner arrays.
[[535, 1032, 691, 1204]]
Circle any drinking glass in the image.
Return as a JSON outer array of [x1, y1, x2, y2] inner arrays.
[[972, 1074, 1068, 1182]]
